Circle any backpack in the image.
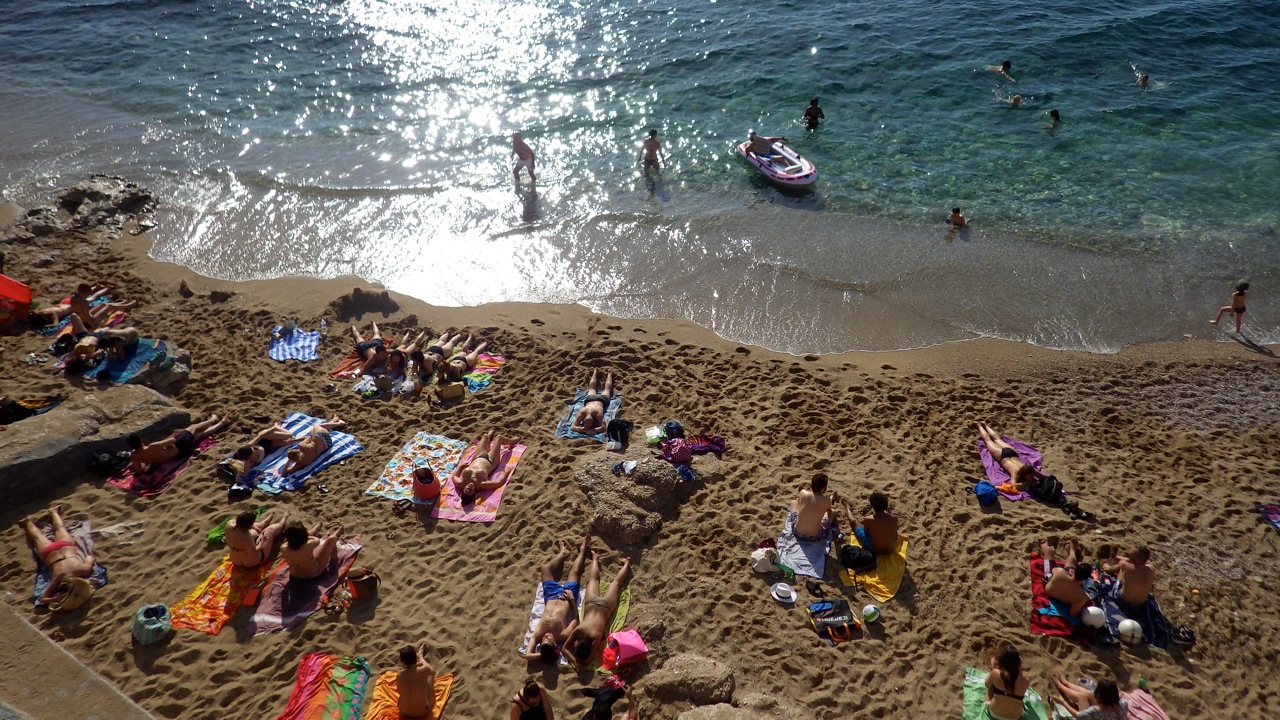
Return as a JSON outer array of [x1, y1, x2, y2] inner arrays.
[[600, 628, 648, 671], [662, 420, 685, 439], [973, 480, 999, 506], [605, 419, 633, 445], [659, 437, 692, 464], [839, 543, 877, 574], [1030, 475, 1064, 504], [807, 598, 858, 644], [87, 451, 131, 478]]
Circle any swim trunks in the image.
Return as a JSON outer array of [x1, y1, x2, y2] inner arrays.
[[583, 394, 611, 407], [256, 437, 276, 453], [173, 430, 196, 460], [999, 447, 1018, 461], [788, 510, 833, 543], [643, 157, 659, 169], [541, 579, 581, 606], [1235, 306, 1246, 314], [515, 157, 534, 171], [312, 430, 333, 453], [356, 338, 384, 356]]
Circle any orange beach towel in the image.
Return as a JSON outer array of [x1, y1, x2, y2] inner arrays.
[[170, 554, 279, 635], [329, 345, 364, 379], [364, 670, 455, 720]]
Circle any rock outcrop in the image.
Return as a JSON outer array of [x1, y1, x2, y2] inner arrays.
[[573, 448, 682, 544], [0, 175, 156, 245], [645, 653, 735, 706]]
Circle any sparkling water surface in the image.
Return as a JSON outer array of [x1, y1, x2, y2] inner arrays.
[[1, 0, 1278, 352]]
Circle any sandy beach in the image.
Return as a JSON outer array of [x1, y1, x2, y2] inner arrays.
[[2, 181, 1279, 720]]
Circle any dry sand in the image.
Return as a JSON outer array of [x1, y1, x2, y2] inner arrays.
[[2, 187, 1279, 719]]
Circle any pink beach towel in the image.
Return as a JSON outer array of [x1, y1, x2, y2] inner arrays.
[[247, 539, 361, 635], [430, 439, 527, 523], [978, 434, 1043, 501], [1120, 689, 1172, 720], [107, 437, 217, 497]]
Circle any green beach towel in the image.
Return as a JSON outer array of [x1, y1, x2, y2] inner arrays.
[[581, 585, 631, 673], [963, 667, 1050, 720], [205, 507, 268, 545]]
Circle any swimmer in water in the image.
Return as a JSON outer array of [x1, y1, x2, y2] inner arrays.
[[1044, 108, 1061, 132], [948, 207, 967, 228], [803, 97, 825, 129], [1139, 73, 1149, 88], [997, 94, 1023, 107], [985, 59, 1016, 83]]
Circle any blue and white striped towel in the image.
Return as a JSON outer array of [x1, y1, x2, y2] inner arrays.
[[553, 388, 622, 442], [245, 412, 364, 493], [268, 326, 321, 362]]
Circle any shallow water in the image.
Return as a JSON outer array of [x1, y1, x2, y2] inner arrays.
[[1, 0, 1277, 352]]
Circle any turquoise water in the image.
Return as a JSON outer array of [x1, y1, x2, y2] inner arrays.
[[1, 0, 1277, 352]]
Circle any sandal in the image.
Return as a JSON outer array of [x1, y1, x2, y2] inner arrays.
[[805, 580, 826, 598], [392, 499, 413, 516]]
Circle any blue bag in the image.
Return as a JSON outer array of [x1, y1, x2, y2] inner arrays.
[[973, 480, 999, 506]]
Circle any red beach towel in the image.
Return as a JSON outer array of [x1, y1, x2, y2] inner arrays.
[[107, 437, 217, 497], [1029, 553, 1073, 638]]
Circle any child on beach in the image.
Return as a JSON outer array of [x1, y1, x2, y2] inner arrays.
[[948, 207, 967, 228], [1210, 281, 1249, 333]]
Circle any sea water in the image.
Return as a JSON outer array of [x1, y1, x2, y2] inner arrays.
[[1, 0, 1277, 353]]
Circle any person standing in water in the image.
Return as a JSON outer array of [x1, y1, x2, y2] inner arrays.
[[637, 129, 666, 174], [803, 97, 825, 129], [1210, 281, 1249, 333], [1044, 109, 1061, 132], [512, 132, 536, 187]]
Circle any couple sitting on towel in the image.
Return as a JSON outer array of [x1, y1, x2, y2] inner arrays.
[[1041, 539, 1157, 617], [228, 415, 346, 477], [790, 474, 899, 554], [985, 644, 1132, 720], [523, 533, 633, 672], [224, 511, 341, 579]]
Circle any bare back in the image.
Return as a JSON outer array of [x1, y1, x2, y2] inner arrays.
[[792, 489, 831, 538], [397, 665, 435, 718], [862, 511, 899, 554]]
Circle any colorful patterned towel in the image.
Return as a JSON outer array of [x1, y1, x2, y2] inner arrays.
[[1085, 574, 1171, 649], [169, 554, 280, 635], [365, 670, 455, 720], [838, 535, 909, 602], [775, 509, 830, 579], [31, 519, 108, 605], [962, 667, 1050, 720], [977, 434, 1042, 501], [84, 338, 165, 385], [1029, 554, 1074, 638], [553, 388, 621, 442], [107, 437, 217, 497], [365, 432, 468, 505], [430, 438, 527, 522], [1259, 503, 1280, 534], [243, 412, 364, 493], [248, 539, 361, 635], [463, 353, 505, 392], [274, 652, 371, 720], [270, 326, 322, 362]]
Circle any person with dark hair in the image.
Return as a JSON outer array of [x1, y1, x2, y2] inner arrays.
[[570, 369, 615, 435], [436, 333, 489, 384], [225, 510, 288, 568], [350, 322, 389, 376], [1054, 676, 1129, 719], [789, 473, 837, 542], [1138, 74, 1149, 88], [128, 414, 229, 474], [565, 552, 632, 671], [1044, 108, 1062, 132], [580, 685, 640, 720], [1101, 545, 1155, 607], [19, 505, 97, 603], [985, 59, 1016, 82], [975, 421, 1047, 492], [396, 643, 437, 719], [510, 679, 554, 720], [280, 416, 347, 475], [985, 644, 1031, 720], [803, 97, 825, 129], [637, 129, 665, 174], [281, 521, 342, 580], [448, 429, 520, 507], [839, 492, 900, 555], [522, 535, 590, 664], [512, 131, 537, 186], [231, 422, 300, 477], [1040, 538, 1092, 617], [1209, 281, 1249, 333], [948, 207, 967, 228]]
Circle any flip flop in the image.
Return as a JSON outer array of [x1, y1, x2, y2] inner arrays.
[[805, 580, 826, 597], [317, 483, 330, 494], [392, 499, 413, 516]]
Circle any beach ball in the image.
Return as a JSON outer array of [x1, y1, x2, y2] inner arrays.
[[1082, 606, 1106, 629], [861, 605, 881, 623], [1117, 619, 1144, 645]]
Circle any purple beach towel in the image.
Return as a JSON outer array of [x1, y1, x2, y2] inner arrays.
[[247, 538, 361, 635], [977, 435, 1043, 501]]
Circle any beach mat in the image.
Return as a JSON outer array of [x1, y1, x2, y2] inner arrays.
[[365, 669, 455, 720], [430, 438, 527, 522], [365, 432, 467, 505], [84, 338, 165, 385], [1085, 574, 1171, 649], [106, 437, 217, 497], [962, 667, 1050, 720], [30, 519, 108, 606], [463, 353, 505, 393], [248, 539, 361, 635], [170, 554, 280, 635], [269, 326, 321, 362], [1120, 689, 1172, 720], [581, 584, 631, 673], [273, 652, 371, 720], [246, 413, 364, 493], [1029, 554, 1074, 638], [838, 535, 909, 602], [978, 434, 1042, 501], [553, 388, 621, 442], [775, 510, 830, 579]]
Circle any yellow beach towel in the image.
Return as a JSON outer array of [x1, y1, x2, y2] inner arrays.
[[365, 670, 455, 720], [839, 535, 909, 602]]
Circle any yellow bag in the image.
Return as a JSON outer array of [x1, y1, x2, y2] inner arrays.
[[48, 577, 95, 612]]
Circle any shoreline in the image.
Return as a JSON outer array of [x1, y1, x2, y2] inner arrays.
[[2, 180, 1280, 719]]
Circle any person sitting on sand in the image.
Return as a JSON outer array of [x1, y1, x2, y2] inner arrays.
[[1041, 538, 1092, 617], [839, 492, 899, 555], [231, 422, 302, 477], [449, 429, 521, 506], [280, 416, 347, 474], [19, 505, 97, 604], [523, 535, 590, 664], [975, 421, 1047, 491], [225, 510, 288, 569], [1054, 676, 1128, 720], [985, 59, 1016, 83], [565, 552, 633, 671], [350, 322, 389, 375], [510, 679, 554, 720], [571, 369, 615, 434], [790, 474, 837, 542], [985, 644, 1032, 720], [436, 333, 488, 384], [281, 521, 342, 580], [128, 414, 229, 474], [948, 207, 967, 228], [396, 643, 438, 719], [1101, 545, 1155, 607]]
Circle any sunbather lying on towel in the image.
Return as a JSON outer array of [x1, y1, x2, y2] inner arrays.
[[69, 282, 135, 330], [128, 414, 228, 474], [571, 369, 615, 434], [396, 643, 438, 719], [565, 552, 632, 672], [437, 333, 488, 384], [1053, 675, 1128, 720], [281, 521, 343, 580], [61, 314, 141, 372], [523, 534, 591, 664], [281, 416, 347, 474], [351, 322, 389, 375], [1101, 544, 1155, 607], [838, 492, 899, 555], [226, 510, 288, 569], [19, 504, 97, 603], [407, 329, 458, 382], [1040, 538, 1092, 617], [231, 422, 303, 477], [790, 474, 838, 542], [975, 420, 1047, 490], [449, 429, 520, 506]]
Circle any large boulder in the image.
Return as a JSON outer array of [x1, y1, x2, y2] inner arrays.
[[126, 342, 193, 394], [574, 448, 681, 544], [678, 706, 770, 720], [0, 386, 187, 506], [646, 653, 735, 706]]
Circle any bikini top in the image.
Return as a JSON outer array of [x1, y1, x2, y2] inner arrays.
[[511, 696, 547, 720], [990, 674, 1025, 701]]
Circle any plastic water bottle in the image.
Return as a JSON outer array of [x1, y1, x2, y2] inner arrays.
[[320, 319, 328, 336]]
